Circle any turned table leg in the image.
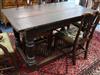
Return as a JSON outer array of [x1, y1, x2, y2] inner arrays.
[[24, 30, 37, 67]]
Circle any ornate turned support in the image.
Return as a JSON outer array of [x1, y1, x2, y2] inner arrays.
[[24, 30, 37, 67]]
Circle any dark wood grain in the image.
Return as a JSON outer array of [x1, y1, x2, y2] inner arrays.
[[1, 2, 95, 32]]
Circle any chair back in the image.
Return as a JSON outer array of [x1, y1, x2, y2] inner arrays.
[[89, 11, 100, 39], [74, 11, 100, 47]]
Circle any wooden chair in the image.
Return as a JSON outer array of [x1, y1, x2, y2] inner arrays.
[[0, 33, 18, 74], [54, 11, 100, 65], [72, 11, 100, 30]]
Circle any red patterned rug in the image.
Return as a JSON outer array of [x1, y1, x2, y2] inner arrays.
[[7, 31, 100, 75]]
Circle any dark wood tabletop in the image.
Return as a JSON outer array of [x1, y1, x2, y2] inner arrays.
[[1, 2, 95, 32]]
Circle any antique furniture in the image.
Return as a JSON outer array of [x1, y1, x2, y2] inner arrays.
[[54, 11, 100, 65], [1, 2, 95, 70], [0, 33, 18, 74]]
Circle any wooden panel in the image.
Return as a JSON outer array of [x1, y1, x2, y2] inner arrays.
[[2, 0, 16, 8], [2, 0, 27, 8]]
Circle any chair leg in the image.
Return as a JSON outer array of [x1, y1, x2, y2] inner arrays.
[[84, 40, 91, 59], [65, 55, 68, 74], [72, 56, 76, 65], [72, 48, 76, 65]]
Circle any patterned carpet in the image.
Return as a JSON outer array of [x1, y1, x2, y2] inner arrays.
[[7, 31, 100, 75]]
